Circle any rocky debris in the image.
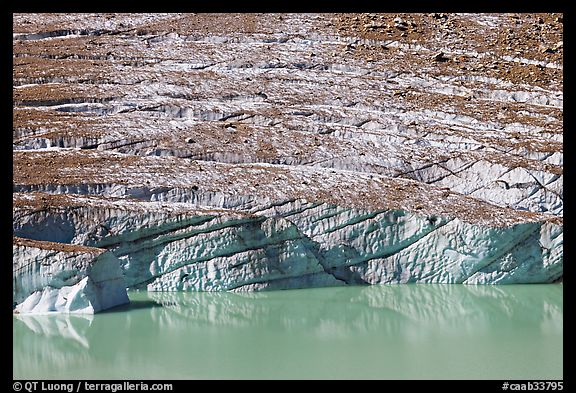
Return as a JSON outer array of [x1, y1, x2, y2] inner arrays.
[[12, 14, 563, 215], [393, 17, 409, 31], [12, 150, 561, 227], [432, 51, 449, 62], [13, 237, 129, 313], [12, 13, 563, 291]]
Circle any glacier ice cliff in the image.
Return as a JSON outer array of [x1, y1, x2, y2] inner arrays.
[[13, 237, 129, 314], [13, 186, 562, 294], [12, 13, 563, 308]]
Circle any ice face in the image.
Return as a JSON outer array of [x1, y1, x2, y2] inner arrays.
[[13, 239, 129, 314], [14, 193, 562, 293]]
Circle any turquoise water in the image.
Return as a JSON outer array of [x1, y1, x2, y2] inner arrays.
[[13, 284, 562, 380]]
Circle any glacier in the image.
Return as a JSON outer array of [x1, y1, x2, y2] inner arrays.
[[13, 237, 129, 314], [13, 189, 562, 297], [12, 13, 563, 313]]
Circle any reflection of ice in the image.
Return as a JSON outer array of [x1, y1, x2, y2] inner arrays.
[[14, 313, 94, 348], [13, 315, 95, 379], [149, 284, 563, 339], [540, 286, 564, 334], [13, 284, 562, 379], [15, 285, 564, 342]]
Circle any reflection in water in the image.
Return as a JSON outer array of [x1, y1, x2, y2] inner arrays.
[[14, 284, 562, 380], [13, 314, 94, 375], [15, 314, 94, 348]]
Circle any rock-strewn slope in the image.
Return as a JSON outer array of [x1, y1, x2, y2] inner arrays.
[[13, 13, 563, 303]]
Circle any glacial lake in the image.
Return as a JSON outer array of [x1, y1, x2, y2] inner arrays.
[[13, 284, 562, 380]]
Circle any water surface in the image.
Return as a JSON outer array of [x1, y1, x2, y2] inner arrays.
[[13, 284, 562, 379]]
